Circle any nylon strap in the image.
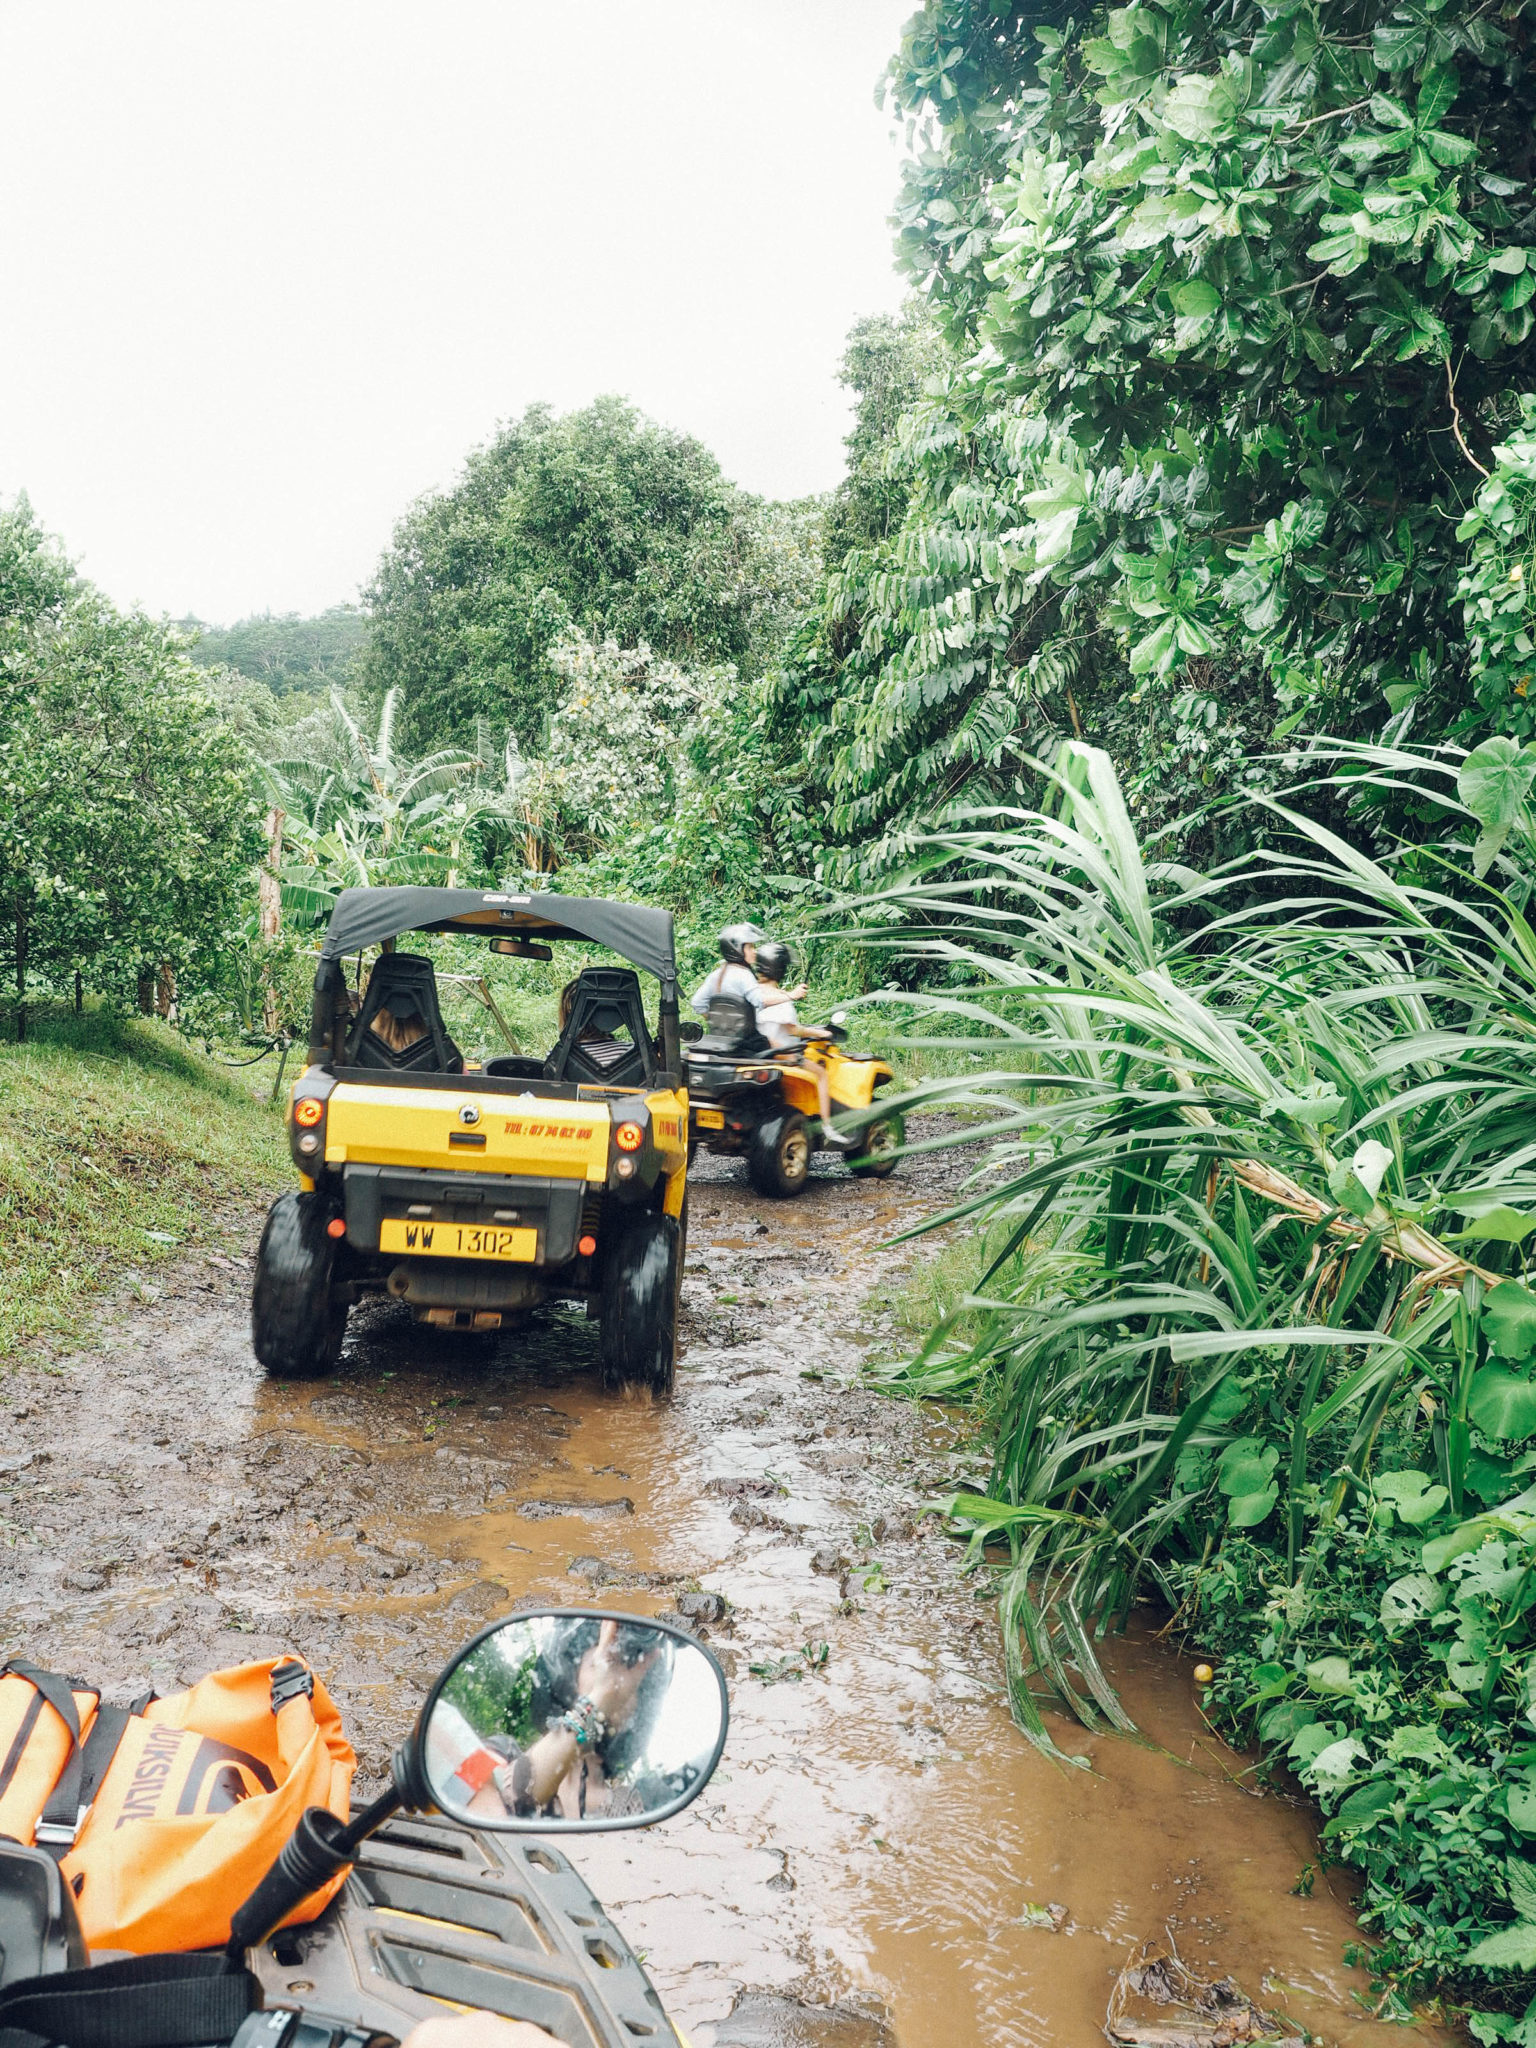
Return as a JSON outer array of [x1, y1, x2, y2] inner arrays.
[[0, 1952, 255, 2048], [0, 1664, 96, 1847]]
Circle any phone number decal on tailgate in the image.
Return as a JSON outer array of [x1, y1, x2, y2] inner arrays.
[[379, 1219, 538, 1261]]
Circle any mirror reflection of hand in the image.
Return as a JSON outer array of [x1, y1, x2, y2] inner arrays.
[[579, 1618, 658, 1733], [403, 2017, 558, 2047]]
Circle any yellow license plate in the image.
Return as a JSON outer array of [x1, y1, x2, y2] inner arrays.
[[378, 1219, 538, 1262], [695, 1109, 725, 1130]]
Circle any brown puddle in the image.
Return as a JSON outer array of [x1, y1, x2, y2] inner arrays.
[[0, 1140, 1451, 2048]]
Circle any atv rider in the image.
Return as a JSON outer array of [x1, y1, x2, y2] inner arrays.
[[753, 939, 850, 1147], [690, 922, 810, 1019]]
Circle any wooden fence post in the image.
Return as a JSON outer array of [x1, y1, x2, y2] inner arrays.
[[259, 805, 285, 1036]]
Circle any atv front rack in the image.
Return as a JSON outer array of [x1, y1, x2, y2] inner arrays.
[[249, 1810, 677, 2046]]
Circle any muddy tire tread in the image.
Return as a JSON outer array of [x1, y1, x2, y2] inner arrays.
[[847, 1105, 905, 1180], [251, 1191, 347, 1378], [598, 1208, 680, 1395], [746, 1111, 812, 1199]]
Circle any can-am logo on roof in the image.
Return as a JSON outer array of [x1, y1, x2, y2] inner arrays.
[[482, 894, 529, 905]]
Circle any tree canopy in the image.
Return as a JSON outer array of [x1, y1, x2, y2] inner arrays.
[[0, 498, 260, 1033], [360, 396, 776, 753], [777, 0, 1536, 860], [184, 606, 365, 696]]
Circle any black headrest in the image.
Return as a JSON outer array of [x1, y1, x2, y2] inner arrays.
[[545, 967, 653, 1087], [347, 952, 463, 1074]]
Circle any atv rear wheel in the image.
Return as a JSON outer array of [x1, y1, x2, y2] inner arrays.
[[599, 1209, 680, 1395], [847, 1104, 905, 1179], [251, 1191, 348, 1377], [747, 1110, 812, 1198]]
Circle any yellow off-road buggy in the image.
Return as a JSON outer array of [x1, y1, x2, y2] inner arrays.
[[684, 1001, 903, 1198], [251, 886, 689, 1391]]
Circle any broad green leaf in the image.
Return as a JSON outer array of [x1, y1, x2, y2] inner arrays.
[[1259, 1700, 1317, 1742], [1228, 1484, 1278, 1527], [1217, 1437, 1279, 1495], [1374, 1471, 1450, 1525], [1465, 1922, 1536, 1970], [1458, 737, 1536, 834], [1509, 1780, 1536, 1833], [1170, 279, 1220, 319], [1244, 1662, 1291, 1702], [1381, 1573, 1447, 1626], [1288, 1722, 1339, 1767], [1334, 1778, 1396, 1828], [1469, 1366, 1536, 1441], [1508, 1858, 1536, 1921], [1416, 66, 1460, 130], [1448, 1202, 1536, 1245], [1306, 1655, 1355, 1695], [1384, 1723, 1452, 1764], [1483, 1282, 1536, 1362], [1350, 1139, 1394, 1202], [1307, 1735, 1369, 1784], [1264, 1082, 1345, 1127]]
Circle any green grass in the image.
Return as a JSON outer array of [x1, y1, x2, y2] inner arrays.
[[0, 1006, 289, 1358]]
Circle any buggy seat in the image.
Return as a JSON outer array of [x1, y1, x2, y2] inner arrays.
[[346, 953, 464, 1073], [544, 967, 655, 1088]]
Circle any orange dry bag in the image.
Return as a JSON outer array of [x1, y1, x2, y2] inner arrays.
[[0, 1654, 355, 1953]]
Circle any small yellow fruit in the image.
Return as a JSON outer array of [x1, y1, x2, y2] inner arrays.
[[1193, 1663, 1214, 1685]]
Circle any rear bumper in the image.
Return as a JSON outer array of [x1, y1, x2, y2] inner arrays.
[[342, 1162, 586, 1266]]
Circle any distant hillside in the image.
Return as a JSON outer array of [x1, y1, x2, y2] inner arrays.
[[181, 605, 365, 695]]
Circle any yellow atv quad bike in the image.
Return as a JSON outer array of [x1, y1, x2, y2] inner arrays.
[[251, 886, 689, 1391], [684, 1000, 903, 1198]]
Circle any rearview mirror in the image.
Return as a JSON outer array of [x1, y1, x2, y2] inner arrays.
[[416, 1610, 728, 1833], [490, 937, 553, 961]]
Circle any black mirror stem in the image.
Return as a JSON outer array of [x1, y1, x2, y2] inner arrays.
[[224, 1764, 412, 1959]]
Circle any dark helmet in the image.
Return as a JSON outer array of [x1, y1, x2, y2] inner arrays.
[[755, 940, 792, 985], [719, 922, 765, 965]]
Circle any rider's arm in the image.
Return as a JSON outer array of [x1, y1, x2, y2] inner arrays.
[[689, 965, 721, 1016]]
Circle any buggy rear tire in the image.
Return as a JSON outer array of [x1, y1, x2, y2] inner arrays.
[[747, 1111, 811, 1199], [599, 1209, 679, 1396], [847, 1105, 905, 1180], [252, 1191, 348, 1378]]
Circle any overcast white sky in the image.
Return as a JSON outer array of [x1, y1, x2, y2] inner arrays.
[[0, 2, 914, 623]]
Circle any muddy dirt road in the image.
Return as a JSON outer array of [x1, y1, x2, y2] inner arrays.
[[2, 1140, 1441, 2048]]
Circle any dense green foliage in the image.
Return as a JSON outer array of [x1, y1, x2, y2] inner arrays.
[[0, 500, 261, 1036], [360, 396, 809, 756], [871, 739, 1536, 2017], [776, 0, 1536, 862], [183, 605, 364, 696]]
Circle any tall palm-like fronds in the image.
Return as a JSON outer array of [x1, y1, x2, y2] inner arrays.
[[259, 689, 535, 914], [859, 742, 1536, 1752]]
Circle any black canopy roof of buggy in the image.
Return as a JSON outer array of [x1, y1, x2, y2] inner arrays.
[[317, 887, 676, 986]]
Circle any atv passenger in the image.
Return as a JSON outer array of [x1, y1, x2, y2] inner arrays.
[[689, 922, 772, 1015], [753, 940, 848, 1146]]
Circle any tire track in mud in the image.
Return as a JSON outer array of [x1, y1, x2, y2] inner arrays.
[[2, 1136, 1447, 2048]]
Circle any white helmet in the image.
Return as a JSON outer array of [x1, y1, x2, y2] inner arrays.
[[719, 922, 765, 964]]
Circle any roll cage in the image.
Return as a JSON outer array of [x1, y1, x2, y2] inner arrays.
[[307, 886, 681, 1083]]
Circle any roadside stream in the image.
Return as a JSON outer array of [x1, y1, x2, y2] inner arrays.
[[1, 1137, 1448, 2048]]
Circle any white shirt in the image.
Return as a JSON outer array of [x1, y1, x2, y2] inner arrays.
[[690, 961, 762, 1015], [754, 989, 800, 1052]]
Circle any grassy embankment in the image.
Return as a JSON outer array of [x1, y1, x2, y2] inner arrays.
[[0, 1008, 288, 1359]]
